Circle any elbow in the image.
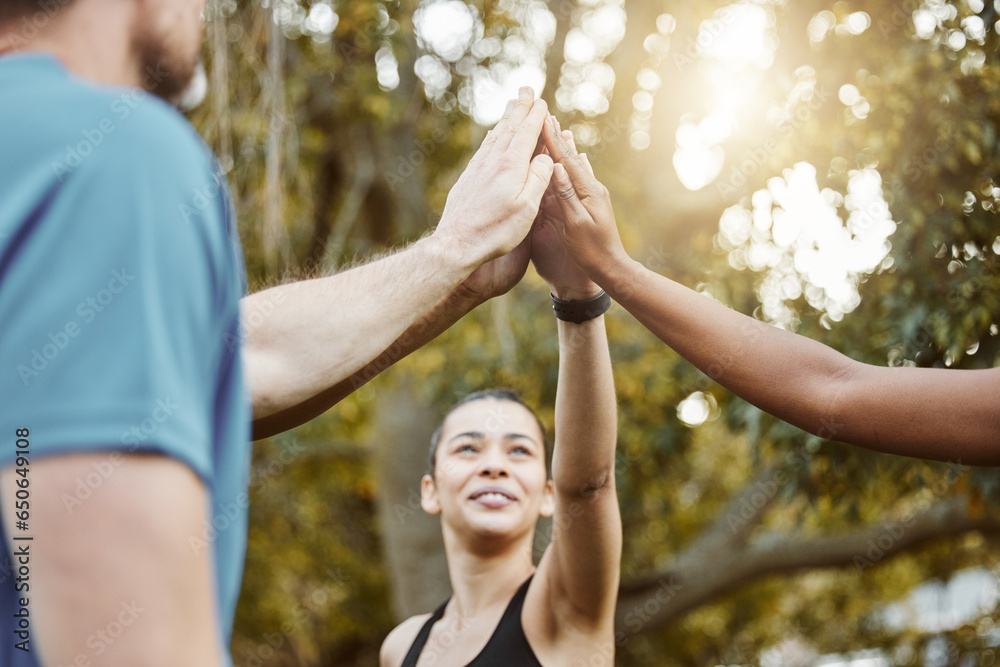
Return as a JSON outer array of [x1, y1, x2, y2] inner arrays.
[[800, 358, 861, 441], [557, 464, 615, 501]]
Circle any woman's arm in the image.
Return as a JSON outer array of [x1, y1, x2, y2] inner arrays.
[[605, 261, 1000, 464], [528, 168, 622, 632], [541, 117, 1000, 465]]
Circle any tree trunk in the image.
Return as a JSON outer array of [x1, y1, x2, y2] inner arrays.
[[371, 385, 452, 621]]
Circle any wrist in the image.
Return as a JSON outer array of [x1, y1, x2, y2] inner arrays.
[[550, 283, 603, 301], [591, 253, 642, 301], [422, 232, 481, 282], [451, 280, 491, 309], [550, 289, 611, 324]]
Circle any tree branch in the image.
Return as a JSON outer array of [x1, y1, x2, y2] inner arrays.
[[616, 495, 1000, 636], [664, 464, 781, 576]]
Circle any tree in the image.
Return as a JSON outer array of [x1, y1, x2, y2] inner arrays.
[[191, 1, 1000, 664]]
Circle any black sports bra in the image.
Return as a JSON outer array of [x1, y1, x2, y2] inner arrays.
[[400, 575, 543, 667]]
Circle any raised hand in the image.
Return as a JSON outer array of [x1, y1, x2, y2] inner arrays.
[[540, 115, 631, 284], [433, 87, 554, 269], [531, 131, 600, 301]]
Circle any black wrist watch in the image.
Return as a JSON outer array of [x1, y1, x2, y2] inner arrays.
[[550, 290, 612, 324]]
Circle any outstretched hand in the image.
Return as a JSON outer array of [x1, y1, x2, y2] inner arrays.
[[530, 131, 601, 301], [433, 87, 554, 270], [540, 115, 631, 284]]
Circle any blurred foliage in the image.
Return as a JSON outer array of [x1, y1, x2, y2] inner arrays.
[[189, 0, 1000, 665]]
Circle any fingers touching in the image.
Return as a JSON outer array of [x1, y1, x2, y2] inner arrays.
[[543, 115, 589, 183], [551, 162, 591, 224], [559, 130, 595, 178], [495, 87, 539, 152], [435, 87, 559, 265], [470, 87, 550, 171]]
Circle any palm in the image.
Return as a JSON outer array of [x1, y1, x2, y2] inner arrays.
[[461, 236, 531, 301], [531, 190, 594, 296]]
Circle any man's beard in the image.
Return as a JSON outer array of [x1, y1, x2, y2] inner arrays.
[[135, 32, 208, 111]]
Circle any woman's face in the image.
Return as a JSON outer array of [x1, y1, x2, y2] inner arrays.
[[422, 398, 555, 543]]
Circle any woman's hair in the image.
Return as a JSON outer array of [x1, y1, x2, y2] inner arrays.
[[427, 388, 549, 477]]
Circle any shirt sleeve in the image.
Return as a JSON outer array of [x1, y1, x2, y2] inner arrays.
[[0, 96, 241, 483]]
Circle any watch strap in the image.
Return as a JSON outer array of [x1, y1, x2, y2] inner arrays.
[[550, 290, 611, 323]]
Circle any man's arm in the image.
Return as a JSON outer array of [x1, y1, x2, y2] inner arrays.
[[0, 455, 222, 666], [245, 88, 553, 438], [252, 239, 531, 439], [526, 176, 621, 636], [542, 117, 1000, 465]]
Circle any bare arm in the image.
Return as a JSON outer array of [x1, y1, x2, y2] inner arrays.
[[246, 88, 554, 438], [528, 154, 621, 635], [250, 238, 531, 439], [244, 238, 474, 426], [0, 454, 222, 666], [538, 315, 621, 617], [603, 262, 1000, 463], [542, 119, 1000, 466]]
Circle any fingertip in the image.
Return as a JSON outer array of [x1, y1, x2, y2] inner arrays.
[[543, 114, 559, 141], [553, 161, 568, 181], [564, 130, 579, 155], [526, 98, 548, 123]]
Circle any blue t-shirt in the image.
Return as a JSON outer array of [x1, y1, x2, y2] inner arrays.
[[0, 53, 251, 666]]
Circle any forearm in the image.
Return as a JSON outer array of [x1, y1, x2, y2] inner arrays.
[[545, 311, 622, 620], [244, 236, 477, 431], [597, 260, 1000, 462], [551, 315, 618, 495], [251, 283, 483, 439], [598, 259, 857, 435]]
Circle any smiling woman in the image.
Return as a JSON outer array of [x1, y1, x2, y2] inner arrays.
[[379, 153, 623, 666], [423, 391, 555, 543]]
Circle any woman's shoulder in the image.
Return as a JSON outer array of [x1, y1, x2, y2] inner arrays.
[[379, 612, 436, 667]]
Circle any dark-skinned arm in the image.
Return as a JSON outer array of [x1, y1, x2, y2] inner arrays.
[[542, 117, 1000, 466]]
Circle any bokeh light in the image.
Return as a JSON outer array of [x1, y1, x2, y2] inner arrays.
[[718, 163, 897, 327]]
